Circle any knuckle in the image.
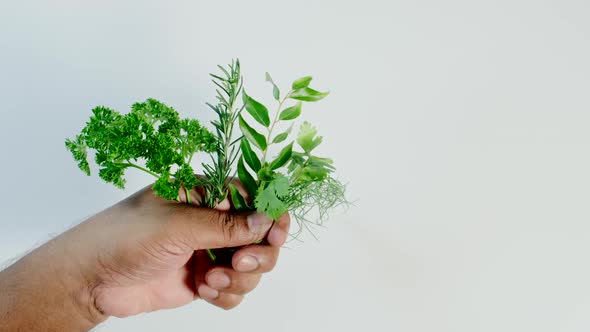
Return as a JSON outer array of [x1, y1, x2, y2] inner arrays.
[[209, 211, 243, 245]]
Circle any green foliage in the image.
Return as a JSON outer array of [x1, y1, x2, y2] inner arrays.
[[65, 99, 215, 200], [292, 76, 313, 90], [66, 60, 347, 239], [296, 122, 323, 153], [201, 59, 244, 208], [239, 115, 267, 150], [279, 102, 302, 121], [238, 71, 348, 232], [65, 135, 90, 175], [237, 157, 257, 199], [272, 124, 293, 144], [229, 183, 248, 211], [153, 174, 182, 201], [266, 72, 281, 101], [255, 175, 290, 220], [240, 138, 261, 172], [290, 87, 329, 102], [270, 142, 293, 170], [243, 90, 270, 127]]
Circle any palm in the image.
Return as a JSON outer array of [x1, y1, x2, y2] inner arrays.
[[95, 248, 213, 317]]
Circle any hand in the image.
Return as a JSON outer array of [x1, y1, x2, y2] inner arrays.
[[86, 183, 290, 317], [0, 182, 290, 331]]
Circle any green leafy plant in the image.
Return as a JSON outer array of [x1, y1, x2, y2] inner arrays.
[[65, 99, 216, 201], [66, 59, 347, 243], [235, 73, 347, 236]]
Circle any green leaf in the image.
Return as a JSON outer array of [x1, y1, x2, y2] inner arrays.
[[279, 102, 302, 121], [266, 72, 280, 101], [300, 165, 331, 181], [290, 87, 329, 102], [270, 142, 293, 170], [174, 164, 197, 189], [297, 121, 323, 153], [292, 76, 313, 90], [254, 175, 290, 219], [152, 174, 181, 200], [240, 138, 262, 172], [257, 166, 275, 182], [98, 162, 126, 189], [229, 183, 248, 211], [242, 90, 270, 127], [65, 135, 91, 175], [309, 155, 335, 170], [238, 157, 258, 199], [272, 124, 293, 144], [239, 116, 267, 150]]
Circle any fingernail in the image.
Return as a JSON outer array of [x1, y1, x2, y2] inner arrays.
[[247, 213, 272, 234], [198, 284, 219, 301], [236, 255, 259, 272], [214, 198, 231, 211], [207, 272, 231, 289]]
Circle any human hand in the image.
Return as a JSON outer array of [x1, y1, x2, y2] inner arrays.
[[0, 182, 290, 331], [83, 182, 290, 318]]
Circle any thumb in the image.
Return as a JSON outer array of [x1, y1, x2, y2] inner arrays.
[[168, 206, 273, 250]]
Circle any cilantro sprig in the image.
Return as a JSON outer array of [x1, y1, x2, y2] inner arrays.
[[66, 60, 347, 239]]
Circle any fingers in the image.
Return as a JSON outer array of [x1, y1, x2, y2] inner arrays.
[[229, 213, 290, 273], [197, 284, 244, 310], [168, 207, 273, 250], [267, 213, 291, 247], [194, 213, 291, 310], [232, 245, 280, 273], [205, 267, 262, 295]]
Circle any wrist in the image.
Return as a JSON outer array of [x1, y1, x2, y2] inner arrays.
[[0, 233, 107, 331]]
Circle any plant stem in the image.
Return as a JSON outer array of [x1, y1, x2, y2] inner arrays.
[[206, 249, 217, 261], [116, 162, 159, 178], [261, 91, 292, 164], [185, 187, 192, 204]]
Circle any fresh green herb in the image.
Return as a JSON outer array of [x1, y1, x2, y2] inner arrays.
[[66, 60, 347, 241], [65, 99, 215, 201], [235, 73, 348, 232], [201, 60, 244, 208]]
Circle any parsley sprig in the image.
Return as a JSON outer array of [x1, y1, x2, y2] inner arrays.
[[65, 99, 216, 201]]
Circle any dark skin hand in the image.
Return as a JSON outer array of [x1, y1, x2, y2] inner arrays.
[[0, 182, 290, 331]]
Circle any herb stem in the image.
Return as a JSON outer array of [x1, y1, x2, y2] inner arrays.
[[116, 162, 159, 178], [261, 91, 292, 164], [206, 249, 217, 261], [185, 187, 193, 204]]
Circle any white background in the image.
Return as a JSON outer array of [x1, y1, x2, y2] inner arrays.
[[1, 0, 590, 331]]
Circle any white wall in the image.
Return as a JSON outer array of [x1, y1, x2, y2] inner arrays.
[[1, 0, 590, 331]]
